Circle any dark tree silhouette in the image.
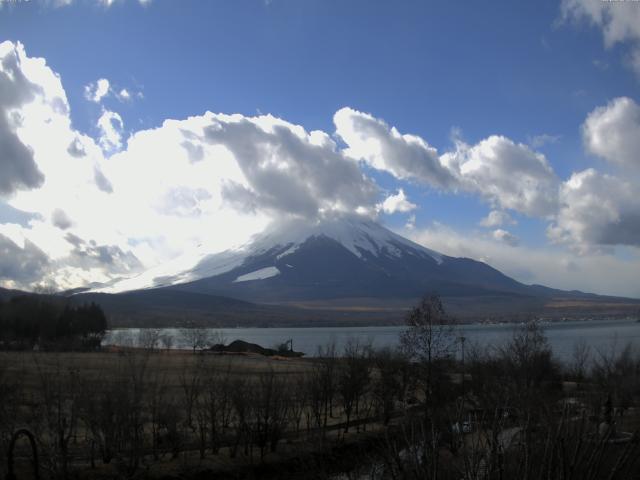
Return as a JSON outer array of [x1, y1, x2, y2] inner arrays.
[[0, 296, 107, 350]]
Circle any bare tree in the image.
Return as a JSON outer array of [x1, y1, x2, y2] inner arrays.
[[339, 339, 371, 432], [592, 340, 640, 418], [137, 328, 161, 351], [159, 333, 174, 351], [0, 354, 22, 469], [568, 338, 592, 381], [229, 377, 251, 458], [308, 341, 338, 438], [202, 362, 234, 455], [179, 356, 204, 432], [144, 366, 171, 461], [288, 373, 308, 435], [118, 350, 150, 475], [498, 320, 558, 396], [251, 368, 289, 458], [32, 355, 81, 480], [400, 294, 455, 407], [179, 327, 211, 353], [372, 347, 408, 425]]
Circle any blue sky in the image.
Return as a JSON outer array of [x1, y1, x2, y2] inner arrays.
[[5, 1, 631, 148], [0, 0, 639, 297]]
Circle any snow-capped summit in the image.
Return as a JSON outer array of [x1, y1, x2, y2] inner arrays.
[[96, 215, 441, 293], [244, 215, 444, 264]]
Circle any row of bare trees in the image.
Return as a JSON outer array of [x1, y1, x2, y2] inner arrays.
[[108, 327, 224, 353], [371, 296, 640, 480], [0, 339, 419, 479], [2, 295, 640, 479]]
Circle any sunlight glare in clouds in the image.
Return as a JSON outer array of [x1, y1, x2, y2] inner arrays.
[[0, 40, 639, 295]]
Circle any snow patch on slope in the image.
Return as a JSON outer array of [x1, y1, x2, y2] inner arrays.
[[90, 246, 248, 294], [233, 266, 280, 283]]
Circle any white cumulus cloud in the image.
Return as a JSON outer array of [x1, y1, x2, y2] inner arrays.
[[548, 168, 640, 250], [84, 79, 141, 104], [335, 107, 457, 189], [377, 189, 417, 215], [84, 78, 110, 103], [560, 0, 640, 78], [449, 135, 559, 217], [480, 210, 515, 228], [116, 88, 131, 101], [492, 228, 520, 247], [583, 96, 640, 171], [336, 108, 559, 218]]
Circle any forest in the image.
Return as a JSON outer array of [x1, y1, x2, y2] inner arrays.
[[0, 295, 107, 351]]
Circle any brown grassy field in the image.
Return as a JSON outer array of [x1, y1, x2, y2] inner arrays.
[[0, 349, 396, 480], [2, 349, 313, 383], [4, 333, 640, 480]]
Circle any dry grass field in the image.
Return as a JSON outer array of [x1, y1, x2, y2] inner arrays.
[[0, 348, 399, 480], [3, 319, 640, 480]]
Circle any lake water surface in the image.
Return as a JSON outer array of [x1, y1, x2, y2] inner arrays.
[[105, 318, 640, 362]]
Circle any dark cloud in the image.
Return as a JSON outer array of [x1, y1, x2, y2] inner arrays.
[[67, 137, 86, 158], [181, 140, 205, 163], [94, 167, 113, 193], [0, 113, 44, 195], [0, 233, 50, 286], [0, 44, 45, 195], [220, 180, 260, 213], [0, 200, 40, 226], [51, 208, 73, 230], [64, 233, 143, 274], [204, 117, 378, 219]]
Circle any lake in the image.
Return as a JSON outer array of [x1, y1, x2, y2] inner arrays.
[[104, 318, 640, 362]]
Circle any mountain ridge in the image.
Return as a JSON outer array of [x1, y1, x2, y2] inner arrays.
[[88, 215, 639, 306], [3, 216, 639, 327]]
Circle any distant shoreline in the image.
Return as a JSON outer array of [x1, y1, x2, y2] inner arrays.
[[104, 317, 640, 361]]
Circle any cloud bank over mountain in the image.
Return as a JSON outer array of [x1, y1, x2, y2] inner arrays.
[[0, 40, 639, 297]]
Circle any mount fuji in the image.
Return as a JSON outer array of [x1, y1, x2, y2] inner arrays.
[[95, 216, 529, 301], [75, 215, 640, 326]]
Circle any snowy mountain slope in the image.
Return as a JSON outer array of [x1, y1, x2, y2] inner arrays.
[[96, 215, 444, 294], [139, 215, 536, 303], [77, 215, 640, 324]]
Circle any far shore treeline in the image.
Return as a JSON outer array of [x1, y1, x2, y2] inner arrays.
[[0, 295, 107, 350]]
